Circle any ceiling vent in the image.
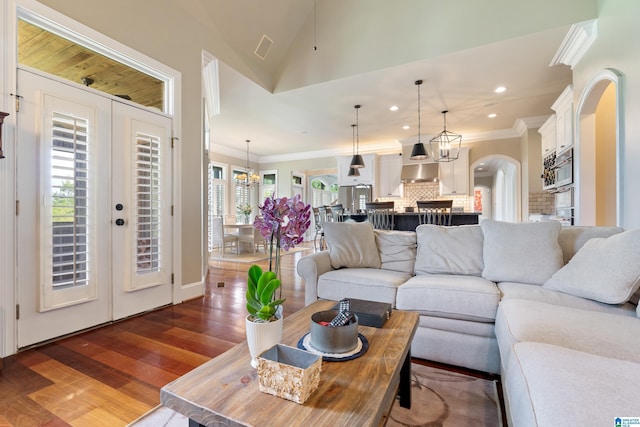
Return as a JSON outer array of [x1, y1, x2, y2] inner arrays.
[[254, 35, 273, 60]]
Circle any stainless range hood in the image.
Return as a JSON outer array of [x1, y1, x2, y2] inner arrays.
[[400, 163, 439, 183]]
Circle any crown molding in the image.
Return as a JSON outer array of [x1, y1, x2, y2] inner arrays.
[[550, 19, 598, 70]]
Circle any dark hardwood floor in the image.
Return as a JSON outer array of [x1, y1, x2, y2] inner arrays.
[[0, 244, 314, 426]]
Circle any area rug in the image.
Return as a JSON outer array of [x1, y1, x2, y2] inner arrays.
[[128, 363, 502, 426], [209, 245, 310, 263]]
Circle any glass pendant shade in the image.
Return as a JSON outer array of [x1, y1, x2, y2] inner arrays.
[[410, 79, 430, 160], [429, 111, 462, 162]]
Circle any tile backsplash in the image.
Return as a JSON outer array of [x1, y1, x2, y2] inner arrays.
[[377, 181, 473, 212], [528, 191, 555, 214]]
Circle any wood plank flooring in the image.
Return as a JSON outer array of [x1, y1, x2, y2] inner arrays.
[[0, 244, 313, 426]]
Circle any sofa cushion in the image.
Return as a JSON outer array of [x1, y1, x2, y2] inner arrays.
[[557, 225, 623, 264], [323, 222, 381, 269], [317, 268, 410, 307], [396, 274, 500, 322], [496, 299, 640, 373], [414, 225, 483, 276], [481, 220, 563, 285], [498, 282, 637, 317], [544, 228, 640, 304], [374, 230, 416, 275], [505, 342, 640, 427]]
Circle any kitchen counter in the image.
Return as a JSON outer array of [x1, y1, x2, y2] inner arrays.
[[394, 212, 479, 231], [342, 212, 480, 231]]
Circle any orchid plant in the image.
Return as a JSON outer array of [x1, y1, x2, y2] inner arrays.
[[246, 195, 311, 321]]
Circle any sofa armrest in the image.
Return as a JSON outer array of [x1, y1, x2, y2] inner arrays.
[[297, 250, 333, 306]]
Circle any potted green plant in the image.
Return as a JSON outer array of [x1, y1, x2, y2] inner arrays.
[[245, 194, 311, 367]]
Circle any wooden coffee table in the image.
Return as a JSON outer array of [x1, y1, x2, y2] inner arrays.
[[160, 300, 419, 426]]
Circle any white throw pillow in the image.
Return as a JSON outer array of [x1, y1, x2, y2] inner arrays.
[[414, 225, 484, 276], [323, 221, 381, 269], [481, 220, 563, 285], [544, 228, 640, 304]]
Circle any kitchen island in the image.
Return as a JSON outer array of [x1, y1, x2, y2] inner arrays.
[[342, 212, 480, 231], [394, 212, 480, 231]]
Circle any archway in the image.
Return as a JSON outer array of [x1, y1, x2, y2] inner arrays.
[[575, 69, 624, 226], [471, 155, 520, 222]]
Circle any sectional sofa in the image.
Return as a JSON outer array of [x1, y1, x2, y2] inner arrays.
[[296, 220, 640, 426]]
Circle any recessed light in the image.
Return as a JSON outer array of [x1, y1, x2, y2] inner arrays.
[[402, 125, 410, 130], [390, 105, 399, 111], [495, 86, 506, 93], [488, 113, 497, 118], [477, 167, 484, 171], [479, 162, 485, 166]]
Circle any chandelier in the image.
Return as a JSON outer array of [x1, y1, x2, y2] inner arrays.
[[429, 110, 462, 162], [235, 139, 260, 187]]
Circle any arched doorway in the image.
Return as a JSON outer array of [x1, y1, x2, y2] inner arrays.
[[471, 155, 520, 222], [575, 69, 624, 226]]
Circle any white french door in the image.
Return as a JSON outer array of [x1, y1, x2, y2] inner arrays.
[[16, 69, 172, 348]]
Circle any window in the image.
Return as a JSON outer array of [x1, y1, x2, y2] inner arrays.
[[208, 163, 225, 252], [234, 169, 251, 221], [260, 171, 277, 201], [311, 178, 333, 207], [292, 173, 304, 199]]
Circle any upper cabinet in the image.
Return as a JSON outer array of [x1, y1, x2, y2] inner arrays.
[[439, 147, 469, 195], [376, 153, 403, 198], [539, 114, 557, 157], [552, 85, 574, 155], [337, 153, 376, 186]]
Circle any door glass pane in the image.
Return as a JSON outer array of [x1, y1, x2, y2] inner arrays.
[[50, 113, 89, 289], [135, 133, 161, 273]]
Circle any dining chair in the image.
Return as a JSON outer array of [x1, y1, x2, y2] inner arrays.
[[238, 225, 257, 255], [416, 200, 453, 226], [211, 217, 238, 256], [328, 204, 344, 222], [253, 218, 269, 252], [365, 201, 395, 230]]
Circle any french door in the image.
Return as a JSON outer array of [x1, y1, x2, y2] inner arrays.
[[16, 69, 172, 348]]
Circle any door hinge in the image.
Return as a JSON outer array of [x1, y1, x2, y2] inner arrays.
[[171, 273, 174, 284], [10, 93, 23, 112], [171, 137, 178, 149], [15, 200, 19, 216], [16, 304, 20, 320]]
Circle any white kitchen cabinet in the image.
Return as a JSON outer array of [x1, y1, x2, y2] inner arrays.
[[337, 153, 376, 186], [439, 147, 469, 195], [539, 114, 557, 157], [376, 153, 403, 198], [552, 85, 574, 154]]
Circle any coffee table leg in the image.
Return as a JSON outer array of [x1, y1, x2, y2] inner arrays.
[[189, 419, 205, 427], [399, 348, 411, 409]]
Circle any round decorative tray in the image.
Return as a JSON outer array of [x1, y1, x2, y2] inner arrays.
[[297, 332, 368, 362]]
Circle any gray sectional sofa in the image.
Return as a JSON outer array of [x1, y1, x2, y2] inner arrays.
[[296, 219, 640, 426]]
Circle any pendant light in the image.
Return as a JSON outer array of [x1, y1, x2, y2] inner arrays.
[[410, 80, 429, 160], [347, 124, 360, 176], [349, 104, 365, 168], [429, 111, 462, 162], [235, 139, 260, 187]]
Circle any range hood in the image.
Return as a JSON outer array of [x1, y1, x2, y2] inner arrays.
[[400, 163, 439, 183]]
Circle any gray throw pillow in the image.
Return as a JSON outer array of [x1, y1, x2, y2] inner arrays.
[[374, 230, 416, 274], [323, 221, 381, 269], [544, 228, 640, 304], [481, 219, 563, 285], [414, 225, 484, 276]]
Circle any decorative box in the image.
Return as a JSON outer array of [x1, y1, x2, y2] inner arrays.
[[256, 344, 322, 404]]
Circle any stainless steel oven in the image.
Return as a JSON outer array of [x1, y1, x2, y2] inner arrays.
[[553, 149, 573, 188], [552, 185, 574, 226]]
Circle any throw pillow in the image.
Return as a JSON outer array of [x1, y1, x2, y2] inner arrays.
[[374, 230, 416, 274], [323, 221, 381, 269], [544, 228, 640, 304], [414, 225, 484, 276], [481, 219, 563, 285]]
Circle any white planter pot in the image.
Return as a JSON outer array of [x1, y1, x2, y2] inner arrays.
[[246, 315, 283, 368]]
